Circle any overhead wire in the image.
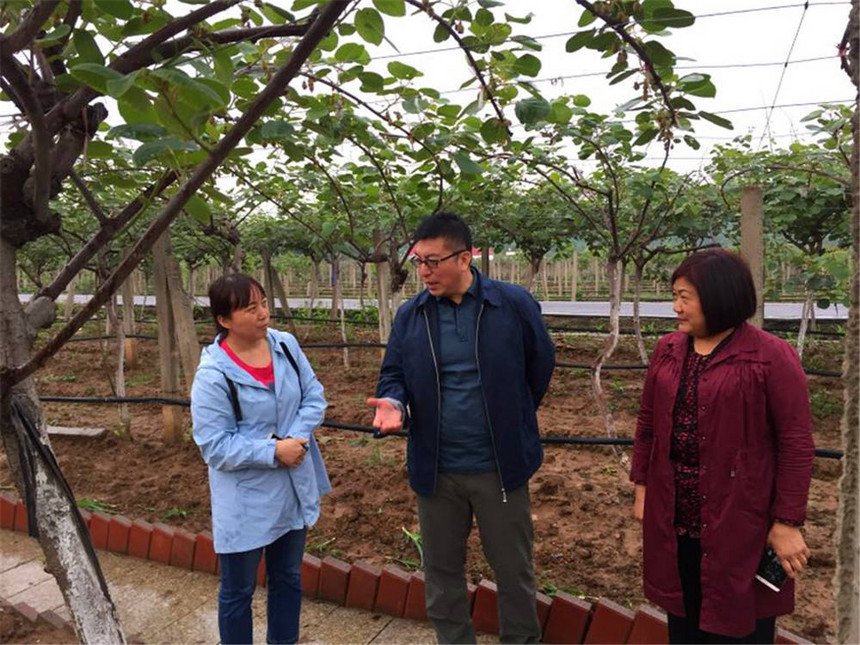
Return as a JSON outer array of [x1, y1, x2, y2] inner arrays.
[[758, 1, 812, 146]]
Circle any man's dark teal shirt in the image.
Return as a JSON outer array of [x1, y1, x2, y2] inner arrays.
[[435, 269, 496, 473]]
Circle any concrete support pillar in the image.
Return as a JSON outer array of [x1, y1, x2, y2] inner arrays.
[[740, 185, 764, 327]]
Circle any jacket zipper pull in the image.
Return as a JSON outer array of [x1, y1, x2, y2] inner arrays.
[[501, 487, 507, 503]]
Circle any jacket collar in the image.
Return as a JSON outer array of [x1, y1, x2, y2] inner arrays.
[[413, 267, 502, 309], [202, 329, 283, 389], [662, 322, 758, 368]]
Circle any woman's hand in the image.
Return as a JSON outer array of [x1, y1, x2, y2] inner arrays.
[[632, 484, 646, 522], [768, 522, 810, 577], [274, 438, 309, 467]]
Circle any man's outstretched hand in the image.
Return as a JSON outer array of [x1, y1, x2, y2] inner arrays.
[[366, 397, 403, 433]]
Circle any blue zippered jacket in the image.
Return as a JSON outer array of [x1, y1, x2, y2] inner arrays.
[[376, 270, 555, 497], [191, 328, 330, 553]]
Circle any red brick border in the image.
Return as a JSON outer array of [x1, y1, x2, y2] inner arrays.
[[345, 561, 380, 612], [0, 497, 814, 644], [374, 565, 411, 617], [319, 556, 350, 605]]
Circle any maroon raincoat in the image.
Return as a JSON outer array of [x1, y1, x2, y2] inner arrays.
[[631, 323, 814, 637]]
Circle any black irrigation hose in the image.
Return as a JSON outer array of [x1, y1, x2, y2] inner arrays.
[[121, 311, 846, 337], [557, 361, 648, 371], [40, 395, 192, 406], [546, 324, 845, 339], [37, 394, 843, 459]]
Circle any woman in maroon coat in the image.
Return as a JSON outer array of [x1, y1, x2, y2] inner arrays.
[[631, 249, 814, 643]]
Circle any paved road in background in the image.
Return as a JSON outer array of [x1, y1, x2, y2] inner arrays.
[[19, 294, 848, 320]]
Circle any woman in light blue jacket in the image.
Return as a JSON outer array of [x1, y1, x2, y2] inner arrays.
[[191, 274, 330, 645]]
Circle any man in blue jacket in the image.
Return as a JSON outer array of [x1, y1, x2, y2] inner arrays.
[[367, 212, 555, 644]]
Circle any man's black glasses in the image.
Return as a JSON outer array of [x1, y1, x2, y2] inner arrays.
[[409, 249, 469, 271]]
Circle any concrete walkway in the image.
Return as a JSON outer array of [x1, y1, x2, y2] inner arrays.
[[19, 294, 849, 320], [0, 531, 440, 644]]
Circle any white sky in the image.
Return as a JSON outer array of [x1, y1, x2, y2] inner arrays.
[[1, 0, 854, 177]]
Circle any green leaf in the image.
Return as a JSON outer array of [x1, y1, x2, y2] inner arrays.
[[403, 95, 430, 114], [260, 3, 294, 24], [318, 29, 338, 51], [334, 42, 369, 63], [35, 24, 71, 47], [452, 152, 483, 175], [548, 99, 573, 124], [565, 30, 594, 53], [633, 129, 658, 146], [670, 96, 696, 110], [698, 110, 733, 129], [652, 7, 695, 28], [359, 71, 384, 91], [608, 69, 637, 85], [388, 61, 423, 80], [512, 53, 541, 77], [572, 94, 591, 107], [132, 136, 185, 166], [152, 69, 226, 109], [84, 140, 114, 158], [678, 73, 716, 98], [475, 8, 494, 26], [477, 0, 503, 6], [95, 0, 134, 20], [292, 0, 325, 9], [183, 194, 211, 225], [437, 104, 461, 119], [108, 122, 167, 142], [433, 23, 450, 42], [373, 0, 405, 16], [578, 10, 597, 26], [682, 134, 700, 150], [282, 140, 304, 161], [515, 96, 551, 125], [73, 29, 105, 65], [214, 49, 235, 85], [354, 8, 384, 46], [642, 40, 675, 68], [480, 117, 508, 144], [232, 77, 258, 99], [505, 12, 533, 25], [105, 71, 138, 98], [69, 63, 123, 93], [510, 34, 541, 51], [118, 87, 157, 123], [53, 73, 82, 93]]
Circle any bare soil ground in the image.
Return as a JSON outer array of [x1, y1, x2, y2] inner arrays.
[[0, 316, 844, 643]]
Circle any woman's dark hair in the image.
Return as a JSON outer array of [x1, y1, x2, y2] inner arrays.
[[208, 274, 266, 336], [412, 211, 472, 251], [671, 248, 757, 335]]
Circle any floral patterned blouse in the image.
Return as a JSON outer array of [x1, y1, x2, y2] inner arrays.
[[670, 333, 734, 537]]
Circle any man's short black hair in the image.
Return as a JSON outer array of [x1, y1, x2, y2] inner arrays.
[[412, 211, 472, 251], [208, 273, 266, 336], [671, 248, 757, 335]]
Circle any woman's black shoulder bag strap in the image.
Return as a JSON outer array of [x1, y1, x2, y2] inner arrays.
[[223, 341, 303, 421]]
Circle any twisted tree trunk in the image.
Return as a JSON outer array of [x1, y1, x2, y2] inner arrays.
[[632, 261, 649, 365], [835, 3, 859, 634], [0, 240, 125, 643], [591, 257, 622, 447]]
